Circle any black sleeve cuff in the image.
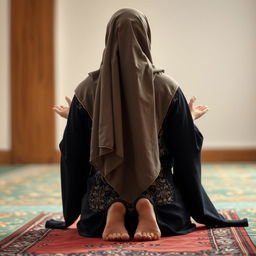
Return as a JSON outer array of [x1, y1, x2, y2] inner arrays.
[[45, 219, 67, 229]]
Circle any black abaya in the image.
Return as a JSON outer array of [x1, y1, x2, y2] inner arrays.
[[46, 88, 248, 236]]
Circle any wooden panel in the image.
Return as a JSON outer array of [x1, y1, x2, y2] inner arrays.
[[0, 151, 11, 164], [52, 149, 255, 164], [54, 150, 60, 163], [202, 149, 256, 162], [11, 0, 55, 163], [1, 149, 255, 164]]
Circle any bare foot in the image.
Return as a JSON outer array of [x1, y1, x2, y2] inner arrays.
[[134, 198, 161, 241], [102, 202, 130, 241]]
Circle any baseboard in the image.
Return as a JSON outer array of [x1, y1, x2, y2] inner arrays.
[[0, 151, 11, 164], [1, 149, 255, 164], [49, 149, 256, 163], [201, 149, 256, 162], [0, 150, 60, 164], [53, 150, 60, 163]]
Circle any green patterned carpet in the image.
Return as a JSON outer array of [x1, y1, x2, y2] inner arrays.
[[0, 163, 256, 244]]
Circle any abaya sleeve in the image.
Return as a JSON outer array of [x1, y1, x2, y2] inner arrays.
[[45, 96, 91, 229], [165, 88, 248, 228]]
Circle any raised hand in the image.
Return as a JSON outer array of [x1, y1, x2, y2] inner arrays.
[[53, 96, 71, 119], [188, 96, 209, 120]]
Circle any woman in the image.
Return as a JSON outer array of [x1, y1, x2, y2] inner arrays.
[[46, 8, 248, 241]]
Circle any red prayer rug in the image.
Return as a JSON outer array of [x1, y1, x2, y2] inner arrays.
[[0, 210, 255, 255]]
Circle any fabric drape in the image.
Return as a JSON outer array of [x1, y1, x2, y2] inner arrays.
[[75, 8, 176, 202]]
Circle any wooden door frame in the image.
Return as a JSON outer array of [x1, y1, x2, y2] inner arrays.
[[10, 0, 56, 163]]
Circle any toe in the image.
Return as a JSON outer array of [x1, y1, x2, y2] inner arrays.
[[121, 233, 130, 240], [149, 232, 154, 240], [142, 232, 147, 240], [155, 233, 161, 240], [112, 233, 118, 240], [146, 232, 151, 240], [116, 232, 122, 240], [108, 234, 114, 240], [115, 233, 121, 240], [134, 232, 142, 240]]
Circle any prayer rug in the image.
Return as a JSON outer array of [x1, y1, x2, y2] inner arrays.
[[0, 210, 255, 255]]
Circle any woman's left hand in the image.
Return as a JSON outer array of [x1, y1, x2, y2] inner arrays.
[[53, 96, 71, 119], [189, 96, 209, 120]]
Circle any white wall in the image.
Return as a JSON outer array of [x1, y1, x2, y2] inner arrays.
[[0, 0, 10, 150]]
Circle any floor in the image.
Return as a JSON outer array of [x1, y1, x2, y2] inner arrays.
[[0, 163, 256, 244]]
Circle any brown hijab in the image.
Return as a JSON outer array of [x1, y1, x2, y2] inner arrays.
[[75, 8, 178, 202]]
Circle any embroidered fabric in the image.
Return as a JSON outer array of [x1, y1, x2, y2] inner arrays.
[[141, 171, 175, 206], [88, 171, 120, 211], [88, 129, 175, 212]]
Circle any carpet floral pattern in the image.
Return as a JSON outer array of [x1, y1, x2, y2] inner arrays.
[[0, 163, 256, 247], [0, 211, 255, 255]]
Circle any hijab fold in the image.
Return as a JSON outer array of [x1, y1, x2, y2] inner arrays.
[[75, 8, 178, 202]]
